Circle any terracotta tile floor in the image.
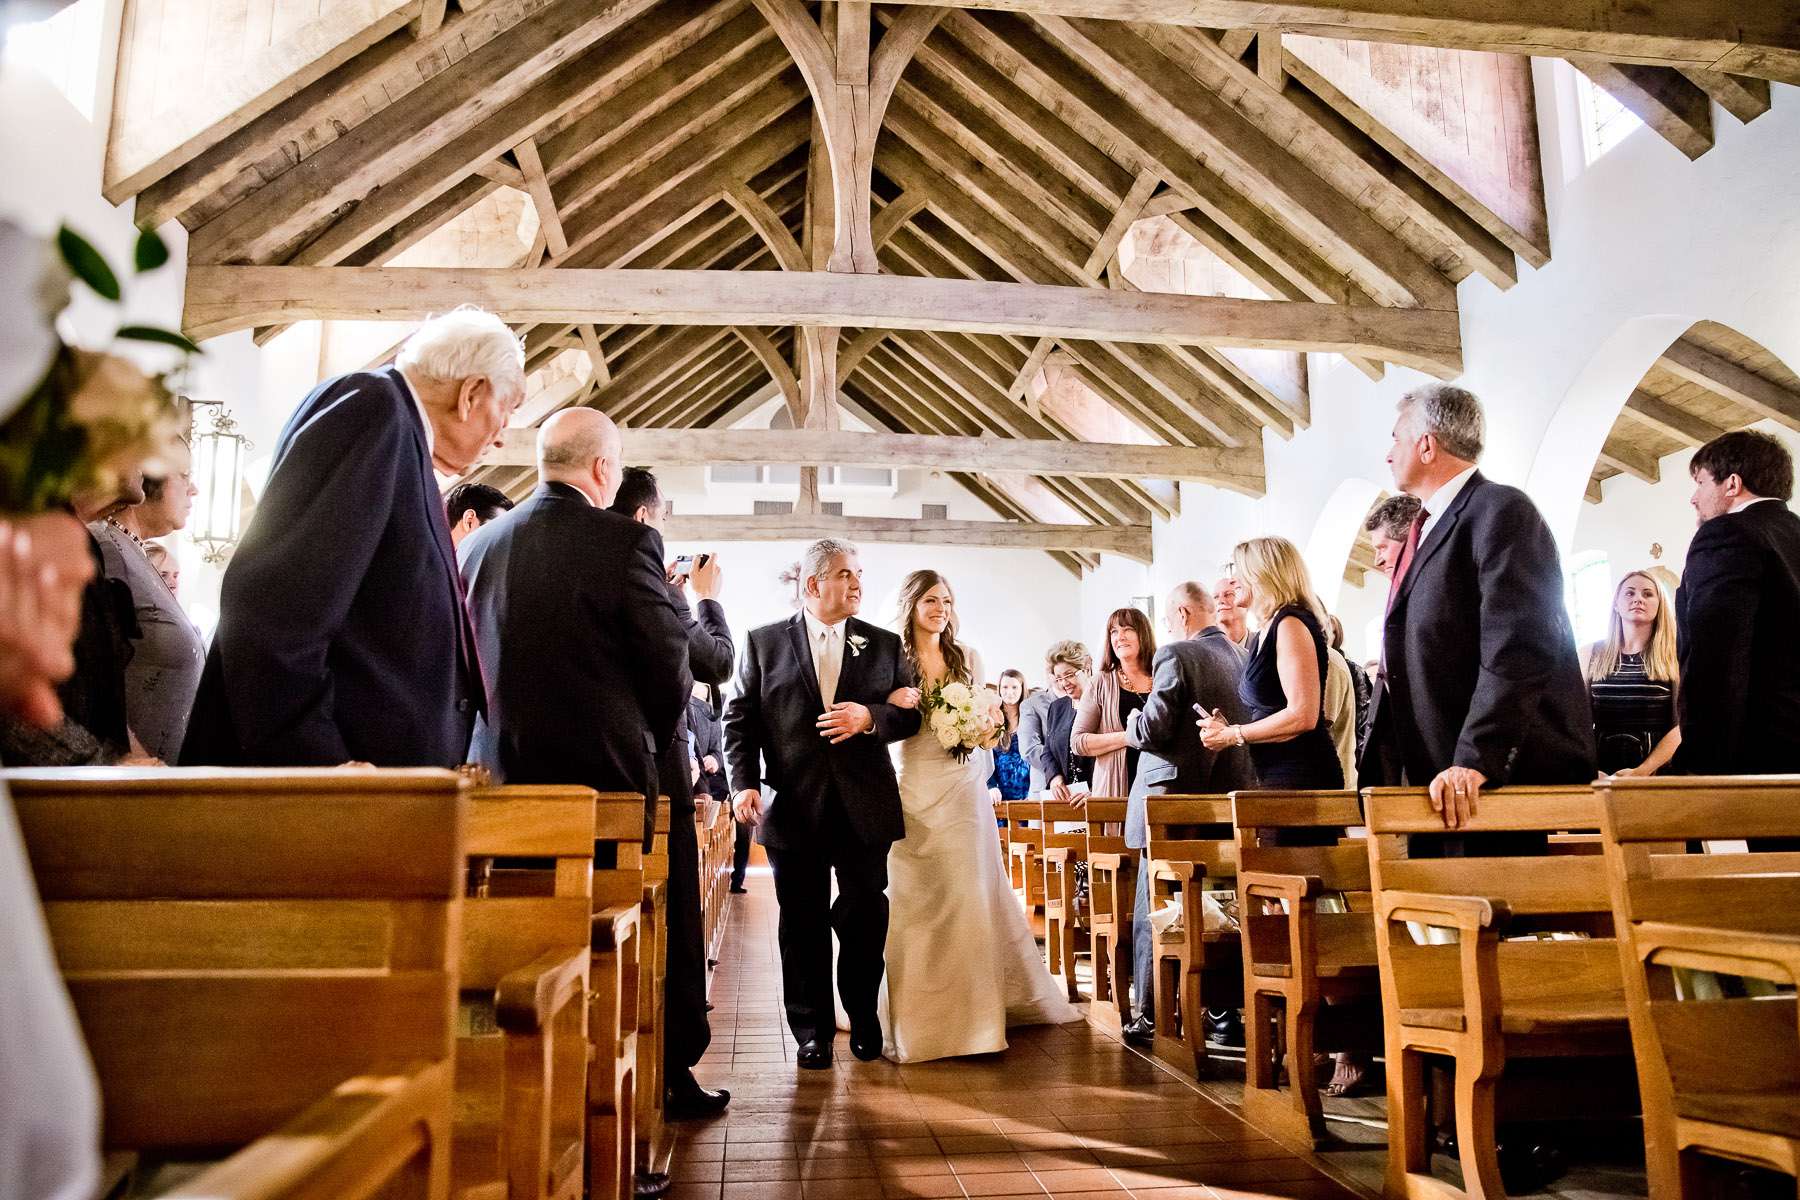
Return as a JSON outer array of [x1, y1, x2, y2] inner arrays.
[[669, 870, 1363, 1200]]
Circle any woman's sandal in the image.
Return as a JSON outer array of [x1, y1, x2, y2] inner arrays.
[[1323, 1056, 1373, 1098]]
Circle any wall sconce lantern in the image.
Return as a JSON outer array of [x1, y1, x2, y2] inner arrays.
[[188, 398, 249, 564]]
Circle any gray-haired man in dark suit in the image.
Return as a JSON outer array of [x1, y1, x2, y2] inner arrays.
[[1119, 580, 1255, 1044]]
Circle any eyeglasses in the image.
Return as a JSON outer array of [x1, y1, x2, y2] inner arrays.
[[1051, 670, 1082, 685]]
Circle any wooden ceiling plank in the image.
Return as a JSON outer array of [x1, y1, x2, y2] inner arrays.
[[578, 324, 612, 387], [1620, 388, 1727, 447], [1037, 15, 1456, 310], [412, 1, 449, 38], [1084, 169, 1162, 278], [724, 182, 807, 271], [656, 514, 1152, 562], [1658, 338, 1800, 434], [636, 354, 767, 428], [1571, 60, 1714, 160], [1087, 339, 1257, 447], [610, 333, 748, 426], [875, 0, 1800, 86], [1597, 439, 1661, 485], [191, 0, 661, 264], [871, 190, 928, 250], [1059, 342, 1215, 447], [106, 0, 417, 203]]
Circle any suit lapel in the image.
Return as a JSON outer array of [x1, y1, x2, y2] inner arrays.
[[1393, 471, 1481, 614], [787, 612, 824, 707], [397, 367, 481, 703], [836, 617, 868, 700]]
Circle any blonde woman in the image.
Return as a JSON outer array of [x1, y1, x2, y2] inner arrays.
[[1585, 570, 1681, 776], [1198, 537, 1342, 790]]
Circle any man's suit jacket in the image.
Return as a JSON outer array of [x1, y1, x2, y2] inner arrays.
[[1124, 627, 1255, 849], [182, 368, 478, 767], [658, 584, 734, 816], [1018, 688, 1056, 794], [1672, 498, 1800, 774], [1361, 472, 1596, 787], [723, 613, 920, 851], [460, 482, 689, 805]]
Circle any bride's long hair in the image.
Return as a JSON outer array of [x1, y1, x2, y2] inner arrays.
[[894, 569, 972, 687]]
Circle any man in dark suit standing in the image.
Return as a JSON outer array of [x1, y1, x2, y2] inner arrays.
[[1361, 384, 1596, 828], [1119, 581, 1254, 1045], [724, 540, 920, 1068], [182, 309, 520, 767], [1671, 430, 1800, 775], [608, 466, 733, 1121]]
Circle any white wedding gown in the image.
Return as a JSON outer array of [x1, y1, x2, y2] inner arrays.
[[876, 651, 1081, 1062]]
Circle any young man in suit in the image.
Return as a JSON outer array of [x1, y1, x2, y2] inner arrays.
[[723, 539, 920, 1068], [182, 309, 519, 767], [1361, 383, 1596, 826], [1671, 429, 1800, 775], [1119, 581, 1254, 1045]]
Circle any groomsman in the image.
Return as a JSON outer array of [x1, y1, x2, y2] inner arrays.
[[1361, 384, 1594, 840], [183, 309, 519, 767], [1120, 581, 1253, 1046], [609, 466, 733, 1120], [1671, 430, 1800, 777]]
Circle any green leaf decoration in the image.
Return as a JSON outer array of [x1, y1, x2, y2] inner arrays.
[[57, 225, 121, 302], [116, 324, 202, 355], [133, 225, 169, 272]]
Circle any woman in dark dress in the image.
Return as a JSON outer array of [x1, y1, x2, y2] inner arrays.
[[1199, 536, 1341, 789], [1585, 570, 1681, 776]]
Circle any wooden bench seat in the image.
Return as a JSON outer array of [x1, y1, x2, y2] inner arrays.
[[1598, 776, 1800, 1195], [1232, 789, 1378, 1150], [1144, 795, 1241, 1079], [635, 798, 673, 1179], [1003, 800, 1048, 930], [1366, 786, 1637, 1200], [8, 766, 466, 1200], [1038, 799, 1091, 1003], [588, 792, 652, 1200], [1081, 798, 1133, 1035]]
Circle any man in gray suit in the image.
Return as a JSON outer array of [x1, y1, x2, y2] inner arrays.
[[1017, 660, 1060, 796], [1119, 581, 1255, 1044]]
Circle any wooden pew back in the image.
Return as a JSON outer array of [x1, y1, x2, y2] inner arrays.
[[1082, 798, 1132, 1032], [11, 767, 465, 1167], [1039, 799, 1094, 1002], [589, 793, 650, 1200], [1598, 776, 1800, 1191], [1142, 794, 1240, 1077]]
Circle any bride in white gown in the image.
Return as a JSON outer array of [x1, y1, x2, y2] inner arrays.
[[875, 570, 1080, 1063]]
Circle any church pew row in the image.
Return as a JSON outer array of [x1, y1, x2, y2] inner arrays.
[[587, 792, 652, 1200], [1366, 786, 1638, 1200], [1145, 795, 1243, 1079], [635, 798, 673, 1179], [1081, 798, 1134, 1036], [1598, 776, 1800, 1198], [1233, 790, 1380, 1152], [1003, 799, 1048, 924], [1039, 798, 1092, 1003], [8, 767, 467, 1200]]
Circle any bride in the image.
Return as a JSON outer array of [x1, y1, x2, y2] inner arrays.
[[876, 569, 1080, 1062]]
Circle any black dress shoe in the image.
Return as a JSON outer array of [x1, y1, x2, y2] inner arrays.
[[849, 1028, 883, 1061], [665, 1082, 730, 1121], [729, 883, 748, 894], [633, 1169, 672, 1198], [1204, 1007, 1244, 1048], [1121, 1014, 1155, 1047], [1497, 1140, 1567, 1193], [796, 1037, 833, 1069]]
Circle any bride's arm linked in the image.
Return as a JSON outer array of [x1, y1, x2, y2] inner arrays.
[[865, 634, 924, 743]]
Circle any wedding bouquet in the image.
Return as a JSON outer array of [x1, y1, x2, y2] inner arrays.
[[0, 221, 193, 513], [922, 679, 1006, 763]]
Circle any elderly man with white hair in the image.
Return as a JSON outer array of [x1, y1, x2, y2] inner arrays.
[[182, 307, 522, 766]]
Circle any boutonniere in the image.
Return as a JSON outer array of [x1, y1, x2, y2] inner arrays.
[[847, 634, 869, 658]]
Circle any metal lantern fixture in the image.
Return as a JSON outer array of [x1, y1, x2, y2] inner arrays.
[[188, 398, 249, 564]]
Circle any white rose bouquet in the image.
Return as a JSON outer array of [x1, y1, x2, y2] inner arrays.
[[922, 677, 1006, 763]]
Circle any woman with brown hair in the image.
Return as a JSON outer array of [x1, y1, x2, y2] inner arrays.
[[986, 667, 1032, 802], [874, 570, 1077, 1062], [1072, 607, 1156, 799], [1585, 570, 1682, 776]]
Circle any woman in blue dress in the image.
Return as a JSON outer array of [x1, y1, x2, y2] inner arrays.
[[987, 668, 1032, 801]]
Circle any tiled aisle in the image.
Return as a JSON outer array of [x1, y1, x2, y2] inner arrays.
[[670, 871, 1362, 1200]]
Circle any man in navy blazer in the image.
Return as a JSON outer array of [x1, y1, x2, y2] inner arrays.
[[1361, 384, 1596, 828], [182, 309, 522, 767], [1671, 430, 1800, 776]]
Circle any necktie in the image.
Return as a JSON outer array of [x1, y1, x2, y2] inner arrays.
[[1385, 512, 1426, 615], [817, 627, 840, 708]]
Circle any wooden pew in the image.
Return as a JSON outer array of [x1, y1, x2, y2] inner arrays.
[[1365, 786, 1636, 1200], [635, 797, 673, 1179], [1082, 797, 1134, 1035], [588, 793, 651, 1200], [1144, 795, 1242, 1078], [1233, 790, 1380, 1150], [9, 766, 465, 1200], [1002, 799, 1047, 917], [458, 786, 598, 1200], [1040, 798, 1092, 1003], [1598, 776, 1800, 1197]]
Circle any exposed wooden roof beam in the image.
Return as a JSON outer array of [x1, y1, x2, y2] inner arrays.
[[514, 137, 568, 257], [662, 513, 1152, 561], [1678, 71, 1773, 123], [185, 266, 1463, 373], [1571, 60, 1713, 160], [1597, 439, 1661, 485], [1658, 338, 1800, 433], [1620, 389, 1727, 447], [878, 0, 1800, 85]]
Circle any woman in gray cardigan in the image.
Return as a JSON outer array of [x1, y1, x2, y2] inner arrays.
[[92, 460, 203, 763]]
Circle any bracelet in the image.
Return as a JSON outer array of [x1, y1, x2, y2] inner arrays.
[[1232, 725, 1247, 748]]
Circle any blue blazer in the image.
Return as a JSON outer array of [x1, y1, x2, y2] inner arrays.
[[182, 368, 480, 766]]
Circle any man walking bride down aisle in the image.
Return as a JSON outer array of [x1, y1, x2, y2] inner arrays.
[[724, 540, 1076, 1070]]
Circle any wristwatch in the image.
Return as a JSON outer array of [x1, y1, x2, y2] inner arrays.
[[1232, 725, 1247, 748]]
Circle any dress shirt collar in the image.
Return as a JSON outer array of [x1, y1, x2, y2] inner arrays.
[[803, 610, 846, 645], [1420, 464, 1478, 537], [396, 369, 435, 457], [1729, 495, 1779, 514]]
